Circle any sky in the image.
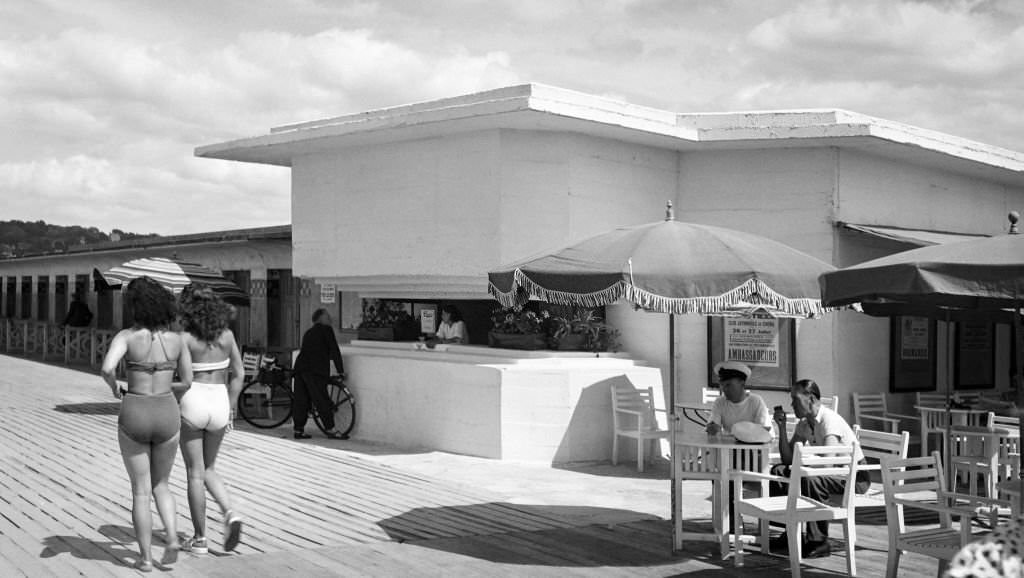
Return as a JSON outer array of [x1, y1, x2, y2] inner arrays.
[[2, 0, 1023, 236]]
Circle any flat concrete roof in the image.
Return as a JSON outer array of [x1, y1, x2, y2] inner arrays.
[[196, 83, 1024, 186]]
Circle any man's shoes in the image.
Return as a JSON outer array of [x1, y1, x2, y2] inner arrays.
[[803, 540, 831, 558], [767, 533, 790, 553], [293, 431, 312, 439], [324, 430, 349, 440]]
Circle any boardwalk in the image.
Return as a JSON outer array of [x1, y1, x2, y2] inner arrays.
[[0, 354, 954, 576]]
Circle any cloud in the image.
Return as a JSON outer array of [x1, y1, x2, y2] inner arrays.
[[0, 20, 520, 233]]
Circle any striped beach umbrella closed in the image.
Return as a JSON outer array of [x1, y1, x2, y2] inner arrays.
[[97, 256, 250, 306]]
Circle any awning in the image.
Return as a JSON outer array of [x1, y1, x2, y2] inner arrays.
[[839, 223, 989, 247]]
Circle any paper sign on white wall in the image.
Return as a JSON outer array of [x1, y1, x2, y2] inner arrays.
[[421, 309, 436, 334], [320, 283, 336, 304]]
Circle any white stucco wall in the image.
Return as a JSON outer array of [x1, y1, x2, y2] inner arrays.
[[837, 149, 1017, 235], [668, 148, 838, 413]]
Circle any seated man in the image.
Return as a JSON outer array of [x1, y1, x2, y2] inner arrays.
[[769, 379, 870, 559], [705, 361, 771, 436]]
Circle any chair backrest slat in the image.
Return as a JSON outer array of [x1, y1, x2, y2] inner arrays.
[[788, 442, 858, 510], [853, 424, 910, 464]]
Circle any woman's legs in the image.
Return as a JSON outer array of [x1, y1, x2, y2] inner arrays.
[[118, 430, 154, 564], [201, 427, 233, 514], [179, 427, 207, 539], [150, 431, 180, 550]]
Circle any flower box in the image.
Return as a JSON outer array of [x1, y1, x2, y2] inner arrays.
[[487, 331, 548, 350], [554, 333, 588, 351]]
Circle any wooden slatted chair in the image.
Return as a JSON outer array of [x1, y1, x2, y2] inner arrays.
[[611, 383, 669, 472], [732, 442, 859, 577], [837, 425, 911, 509], [879, 452, 1005, 578], [852, 392, 920, 438]]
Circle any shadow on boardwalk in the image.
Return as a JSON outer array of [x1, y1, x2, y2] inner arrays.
[[0, 353, 952, 576]]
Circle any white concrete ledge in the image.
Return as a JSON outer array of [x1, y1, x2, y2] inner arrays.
[[341, 340, 663, 464]]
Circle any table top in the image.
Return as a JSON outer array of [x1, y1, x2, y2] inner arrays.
[[673, 430, 772, 449]]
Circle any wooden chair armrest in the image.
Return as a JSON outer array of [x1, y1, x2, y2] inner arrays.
[[615, 408, 644, 417], [859, 414, 902, 427], [886, 412, 920, 423], [730, 470, 786, 484]]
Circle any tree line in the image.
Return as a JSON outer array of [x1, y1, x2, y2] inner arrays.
[[0, 220, 158, 258]]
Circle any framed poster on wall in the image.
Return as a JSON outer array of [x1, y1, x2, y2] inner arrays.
[[955, 321, 995, 389], [889, 316, 937, 392], [708, 313, 795, 391]]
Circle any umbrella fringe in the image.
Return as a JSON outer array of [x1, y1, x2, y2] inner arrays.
[[488, 270, 825, 318]]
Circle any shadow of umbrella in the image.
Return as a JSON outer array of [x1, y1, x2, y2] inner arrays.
[[377, 503, 787, 572], [54, 402, 120, 415]]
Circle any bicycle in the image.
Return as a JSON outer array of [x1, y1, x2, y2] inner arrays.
[[236, 355, 356, 437]]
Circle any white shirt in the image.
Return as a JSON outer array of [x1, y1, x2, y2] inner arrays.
[[710, 393, 771, 432], [435, 320, 466, 342], [794, 405, 865, 463]]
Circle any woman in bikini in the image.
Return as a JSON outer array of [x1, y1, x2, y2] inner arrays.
[[101, 277, 192, 572], [177, 285, 244, 554]]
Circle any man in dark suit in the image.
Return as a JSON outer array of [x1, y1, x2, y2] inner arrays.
[[292, 308, 347, 439]]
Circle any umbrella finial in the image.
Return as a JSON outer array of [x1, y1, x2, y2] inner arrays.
[[665, 201, 674, 221], [1010, 210, 1020, 235]]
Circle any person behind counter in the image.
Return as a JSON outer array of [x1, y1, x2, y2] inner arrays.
[[430, 304, 467, 345]]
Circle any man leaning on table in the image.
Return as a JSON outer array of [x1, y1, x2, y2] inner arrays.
[[768, 379, 870, 559], [705, 361, 772, 436]]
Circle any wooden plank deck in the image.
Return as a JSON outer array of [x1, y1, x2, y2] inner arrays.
[[0, 354, 965, 576]]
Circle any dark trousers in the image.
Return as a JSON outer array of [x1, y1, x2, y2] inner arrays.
[[768, 464, 869, 542], [293, 372, 334, 431]]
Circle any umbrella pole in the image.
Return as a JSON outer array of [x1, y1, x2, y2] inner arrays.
[[1015, 303, 1023, 481], [944, 310, 954, 488], [669, 313, 678, 551]]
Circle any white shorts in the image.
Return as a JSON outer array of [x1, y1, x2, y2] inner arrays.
[[180, 382, 231, 431]]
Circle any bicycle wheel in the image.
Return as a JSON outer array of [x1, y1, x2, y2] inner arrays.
[[237, 381, 293, 429], [313, 382, 356, 436]]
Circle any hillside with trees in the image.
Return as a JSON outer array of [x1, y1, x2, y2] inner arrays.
[[0, 220, 159, 258]]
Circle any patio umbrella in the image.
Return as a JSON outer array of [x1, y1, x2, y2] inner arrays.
[[819, 214, 1023, 474], [96, 256, 250, 306], [488, 203, 835, 548]]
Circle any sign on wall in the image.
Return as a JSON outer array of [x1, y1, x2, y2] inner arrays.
[[708, 313, 795, 391], [956, 321, 995, 389], [420, 308, 436, 334], [890, 316, 936, 392], [723, 316, 781, 367], [319, 283, 336, 304]]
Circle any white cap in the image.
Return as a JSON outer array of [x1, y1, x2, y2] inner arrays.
[[714, 360, 752, 380]]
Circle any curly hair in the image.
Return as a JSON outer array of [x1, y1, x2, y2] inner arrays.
[[125, 277, 177, 329], [179, 284, 232, 343]]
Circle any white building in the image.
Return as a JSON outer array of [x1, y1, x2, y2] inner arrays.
[[195, 84, 1024, 461]]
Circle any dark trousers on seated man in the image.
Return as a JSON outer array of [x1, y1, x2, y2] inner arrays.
[[767, 464, 870, 543]]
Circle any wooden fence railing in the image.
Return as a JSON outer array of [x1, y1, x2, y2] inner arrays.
[[1, 319, 117, 368]]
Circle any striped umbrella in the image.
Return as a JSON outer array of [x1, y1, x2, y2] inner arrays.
[[97, 257, 250, 306]]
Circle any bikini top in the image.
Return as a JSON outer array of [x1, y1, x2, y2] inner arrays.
[[192, 358, 230, 372], [125, 331, 178, 374]]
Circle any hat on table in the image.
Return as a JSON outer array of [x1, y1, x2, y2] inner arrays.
[[731, 421, 773, 444], [714, 360, 752, 382]]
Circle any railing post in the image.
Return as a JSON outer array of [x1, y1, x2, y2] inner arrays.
[[64, 326, 69, 364]]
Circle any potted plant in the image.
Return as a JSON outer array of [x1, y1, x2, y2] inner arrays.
[[358, 299, 418, 341], [487, 306, 551, 350], [549, 308, 620, 352]]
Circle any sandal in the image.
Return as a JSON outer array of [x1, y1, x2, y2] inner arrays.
[[223, 511, 243, 552], [185, 536, 208, 555]]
